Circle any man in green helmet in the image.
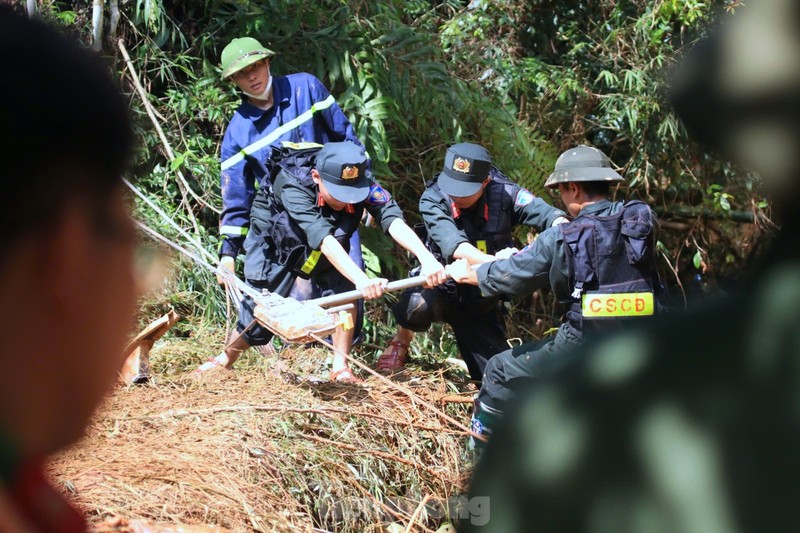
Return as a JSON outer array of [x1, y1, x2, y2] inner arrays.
[[448, 145, 665, 450], [205, 36, 372, 372]]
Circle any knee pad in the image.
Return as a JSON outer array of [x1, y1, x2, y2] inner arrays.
[[393, 289, 442, 331]]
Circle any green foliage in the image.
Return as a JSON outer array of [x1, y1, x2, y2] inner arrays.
[[706, 184, 733, 215], [52, 0, 772, 338], [52, 9, 78, 26], [38, 2, 782, 528], [693, 250, 703, 270], [439, 0, 772, 289]]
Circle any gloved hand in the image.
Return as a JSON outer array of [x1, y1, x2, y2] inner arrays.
[[216, 255, 236, 285], [494, 247, 519, 260], [446, 258, 472, 284]]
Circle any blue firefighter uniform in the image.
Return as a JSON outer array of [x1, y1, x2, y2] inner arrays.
[[219, 72, 363, 253], [219, 71, 367, 335]]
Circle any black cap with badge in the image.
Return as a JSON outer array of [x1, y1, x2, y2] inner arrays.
[[316, 142, 371, 204], [436, 142, 492, 197]]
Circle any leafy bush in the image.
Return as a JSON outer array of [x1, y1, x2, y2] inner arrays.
[[39, 0, 772, 344]]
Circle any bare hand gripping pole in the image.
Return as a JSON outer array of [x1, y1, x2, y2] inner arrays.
[[310, 275, 429, 308], [252, 275, 432, 343]]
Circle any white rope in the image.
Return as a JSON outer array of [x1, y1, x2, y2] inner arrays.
[[134, 221, 259, 301], [124, 178, 219, 264], [124, 178, 305, 345], [123, 177, 260, 305]]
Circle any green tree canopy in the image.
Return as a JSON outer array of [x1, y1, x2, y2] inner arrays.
[[37, 0, 770, 314]]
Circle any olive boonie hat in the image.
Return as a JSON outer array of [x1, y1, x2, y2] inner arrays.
[[316, 142, 371, 204], [437, 142, 492, 197], [220, 37, 275, 79], [545, 145, 624, 188]]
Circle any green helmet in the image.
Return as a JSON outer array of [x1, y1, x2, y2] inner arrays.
[[220, 37, 275, 79], [545, 145, 624, 188]]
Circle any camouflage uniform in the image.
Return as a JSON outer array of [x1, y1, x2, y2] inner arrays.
[[464, 246, 800, 531], [462, 1, 800, 531]]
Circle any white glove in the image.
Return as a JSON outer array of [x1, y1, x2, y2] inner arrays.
[[216, 255, 236, 285], [446, 259, 472, 284], [495, 247, 519, 260]]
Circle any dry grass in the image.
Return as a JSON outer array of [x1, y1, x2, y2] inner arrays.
[[49, 328, 476, 532]]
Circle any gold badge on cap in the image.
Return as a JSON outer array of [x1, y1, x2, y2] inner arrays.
[[341, 165, 360, 180], [453, 157, 471, 174]]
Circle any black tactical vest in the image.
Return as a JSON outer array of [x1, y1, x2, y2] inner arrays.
[[562, 201, 664, 337], [250, 143, 360, 278], [423, 167, 516, 262]]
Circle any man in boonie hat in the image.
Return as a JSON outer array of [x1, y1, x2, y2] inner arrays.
[[448, 144, 666, 453], [378, 142, 568, 380], [204, 141, 446, 382], [212, 35, 372, 371]]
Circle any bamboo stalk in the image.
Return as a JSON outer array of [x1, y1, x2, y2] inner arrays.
[[120, 405, 461, 434], [116, 40, 213, 236], [108, 0, 120, 44], [91, 0, 104, 52], [302, 434, 442, 478], [405, 494, 433, 533], [309, 332, 487, 443], [653, 205, 755, 224]]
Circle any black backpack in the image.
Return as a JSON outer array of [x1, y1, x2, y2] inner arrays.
[[249, 142, 347, 279], [245, 141, 323, 191]]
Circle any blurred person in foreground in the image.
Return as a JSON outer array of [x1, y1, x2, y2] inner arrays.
[[0, 6, 136, 531], [461, 0, 800, 531]]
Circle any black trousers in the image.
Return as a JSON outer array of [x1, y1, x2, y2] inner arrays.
[[239, 212, 365, 346], [391, 283, 508, 382], [477, 323, 581, 411]]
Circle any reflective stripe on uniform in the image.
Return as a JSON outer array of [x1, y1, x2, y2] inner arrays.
[[220, 225, 249, 236], [280, 141, 324, 150], [476, 240, 488, 253], [582, 292, 655, 318], [221, 95, 337, 171], [300, 250, 322, 275]]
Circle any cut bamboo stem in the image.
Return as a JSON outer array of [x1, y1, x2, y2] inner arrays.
[[116, 40, 214, 238]]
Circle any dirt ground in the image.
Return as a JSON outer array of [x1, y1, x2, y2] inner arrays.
[[49, 337, 476, 532]]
